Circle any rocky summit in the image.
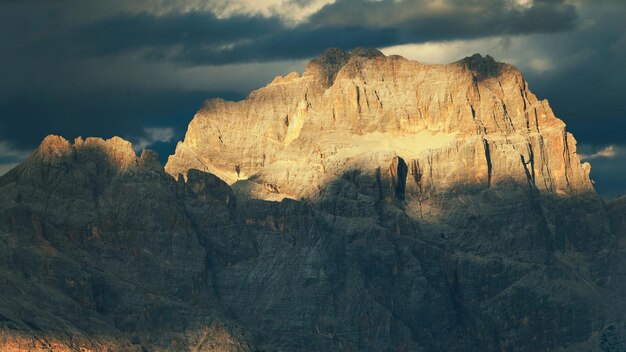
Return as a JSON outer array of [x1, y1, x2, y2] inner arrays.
[[0, 48, 625, 351]]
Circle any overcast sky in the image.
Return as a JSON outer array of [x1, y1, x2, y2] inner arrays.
[[0, 0, 624, 198]]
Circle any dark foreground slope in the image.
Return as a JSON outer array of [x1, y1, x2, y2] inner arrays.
[[0, 136, 254, 351], [0, 136, 624, 352]]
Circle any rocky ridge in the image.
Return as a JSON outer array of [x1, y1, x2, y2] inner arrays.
[[0, 49, 625, 351]]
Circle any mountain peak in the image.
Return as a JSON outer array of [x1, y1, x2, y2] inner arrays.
[[304, 47, 386, 86], [458, 53, 503, 79], [25, 135, 140, 173], [36, 134, 72, 157]]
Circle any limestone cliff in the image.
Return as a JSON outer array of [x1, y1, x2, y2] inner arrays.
[[166, 48, 593, 206]]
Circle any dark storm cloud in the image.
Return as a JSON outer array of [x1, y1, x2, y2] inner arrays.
[[61, 0, 577, 65], [0, 88, 243, 151], [310, 0, 577, 34], [71, 12, 284, 57], [171, 26, 399, 64]]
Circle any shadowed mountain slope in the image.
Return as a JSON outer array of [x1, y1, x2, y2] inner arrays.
[[0, 49, 625, 351]]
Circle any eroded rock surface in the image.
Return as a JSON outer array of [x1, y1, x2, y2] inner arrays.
[[167, 48, 593, 205], [1, 49, 625, 351]]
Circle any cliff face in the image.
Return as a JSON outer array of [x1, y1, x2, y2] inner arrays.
[[166, 49, 592, 204], [0, 49, 625, 352]]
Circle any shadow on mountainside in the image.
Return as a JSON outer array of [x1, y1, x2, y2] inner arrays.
[[0, 141, 625, 351]]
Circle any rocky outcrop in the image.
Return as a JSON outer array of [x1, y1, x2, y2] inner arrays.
[[0, 49, 624, 351]]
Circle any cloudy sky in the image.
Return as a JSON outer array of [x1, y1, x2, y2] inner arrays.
[[0, 0, 624, 198]]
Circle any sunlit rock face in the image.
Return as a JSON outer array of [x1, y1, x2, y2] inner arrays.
[[166, 48, 593, 205], [1, 49, 625, 351]]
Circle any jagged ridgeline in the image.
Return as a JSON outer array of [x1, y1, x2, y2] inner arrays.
[[1, 48, 625, 351]]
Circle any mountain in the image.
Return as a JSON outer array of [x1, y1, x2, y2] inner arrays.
[[0, 48, 625, 351], [166, 48, 591, 200]]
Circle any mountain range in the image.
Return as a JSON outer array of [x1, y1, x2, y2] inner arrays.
[[0, 48, 625, 351]]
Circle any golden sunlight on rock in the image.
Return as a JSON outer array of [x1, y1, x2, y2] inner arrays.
[[166, 49, 593, 203]]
